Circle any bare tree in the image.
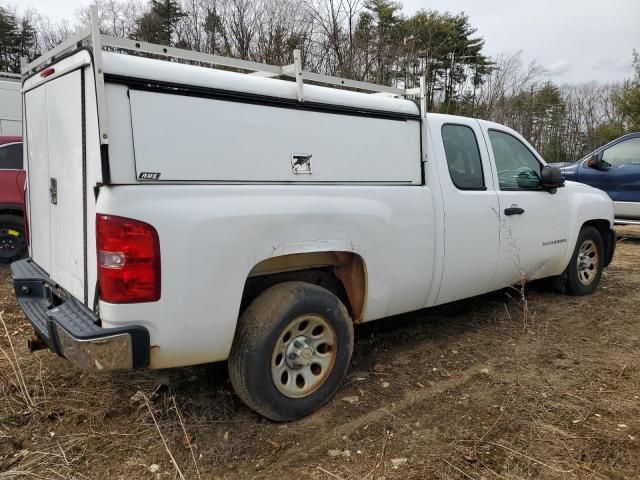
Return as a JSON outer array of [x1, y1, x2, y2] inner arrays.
[[76, 0, 145, 37]]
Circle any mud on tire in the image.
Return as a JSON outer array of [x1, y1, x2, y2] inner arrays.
[[228, 281, 354, 421]]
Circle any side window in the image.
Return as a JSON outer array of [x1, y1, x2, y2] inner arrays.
[[602, 138, 640, 167], [0, 143, 23, 169], [442, 124, 485, 190], [488, 130, 541, 190]]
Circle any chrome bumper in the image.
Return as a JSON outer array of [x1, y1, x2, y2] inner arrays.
[[11, 259, 149, 371]]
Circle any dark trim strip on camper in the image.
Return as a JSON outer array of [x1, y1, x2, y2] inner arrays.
[[104, 74, 422, 122]]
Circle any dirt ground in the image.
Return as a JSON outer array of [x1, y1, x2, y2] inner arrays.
[[1, 229, 639, 480]]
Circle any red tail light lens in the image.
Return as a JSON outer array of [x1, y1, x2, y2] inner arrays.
[[96, 214, 161, 303]]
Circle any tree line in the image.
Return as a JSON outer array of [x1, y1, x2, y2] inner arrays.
[[1, 0, 638, 162]]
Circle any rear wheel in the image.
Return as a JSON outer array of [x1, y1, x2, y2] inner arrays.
[[0, 214, 27, 264], [228, 281, 353, 421], [552, 225, 604, 296]]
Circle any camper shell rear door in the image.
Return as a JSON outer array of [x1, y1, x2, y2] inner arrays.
[[22, 50, 103, 305]]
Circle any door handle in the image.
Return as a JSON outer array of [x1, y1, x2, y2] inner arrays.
[[504, 206, 524, 216]]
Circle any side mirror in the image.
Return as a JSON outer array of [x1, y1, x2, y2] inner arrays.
[[540, 166, 565, 192], [587, 153, 610, 171]]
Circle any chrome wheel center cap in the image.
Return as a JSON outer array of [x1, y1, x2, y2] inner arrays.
[[578, 253, 590, 269], [285, 336, 314, 368]]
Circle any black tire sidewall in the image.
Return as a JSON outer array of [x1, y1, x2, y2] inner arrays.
[[239, 285, 353, 421], [0, 214, 27, 264], [566, 226, 604, 296]]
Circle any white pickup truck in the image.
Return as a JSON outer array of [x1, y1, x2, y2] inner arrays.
[[13, 12, 615, 421]]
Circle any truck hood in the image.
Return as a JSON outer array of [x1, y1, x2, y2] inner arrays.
[[566, 179, 613, 200]]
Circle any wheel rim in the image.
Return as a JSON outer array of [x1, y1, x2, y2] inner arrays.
[[0, 227, 25, 261], [576, 239, 599, 286], [271, 314, 337, 399]]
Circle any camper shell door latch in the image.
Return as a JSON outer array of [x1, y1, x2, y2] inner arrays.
[[49, 178, 58, 205]]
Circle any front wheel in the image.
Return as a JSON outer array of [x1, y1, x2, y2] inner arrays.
[[552, 225, 604, 296], [228, 281, 354, 421]]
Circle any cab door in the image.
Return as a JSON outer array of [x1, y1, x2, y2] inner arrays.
[[480, 124, 572, 288], [0, 141, 25, 206], [428, 116, 500, 306]]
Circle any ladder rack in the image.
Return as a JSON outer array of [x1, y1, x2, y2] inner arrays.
[[21, 6, 425, 100]]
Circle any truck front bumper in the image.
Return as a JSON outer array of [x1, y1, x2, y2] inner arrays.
[[11, 259, 149, 371]]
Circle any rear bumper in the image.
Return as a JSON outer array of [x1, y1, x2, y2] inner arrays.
[[11, 259, 149, 371]]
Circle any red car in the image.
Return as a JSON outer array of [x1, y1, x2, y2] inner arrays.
[[0, 135, 26, 263]]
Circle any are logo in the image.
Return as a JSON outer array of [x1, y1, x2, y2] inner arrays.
[[138, 172, 161, 180]]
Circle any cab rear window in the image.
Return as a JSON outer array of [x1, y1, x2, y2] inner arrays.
[[442, 124, 485, 190]]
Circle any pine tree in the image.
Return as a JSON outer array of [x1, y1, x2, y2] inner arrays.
[[0, 7, 37, 72], [0, 7, 18, 72], [134, 0, 185, 46]]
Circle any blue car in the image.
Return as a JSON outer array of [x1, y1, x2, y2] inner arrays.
[[555, 133, 640, 225]]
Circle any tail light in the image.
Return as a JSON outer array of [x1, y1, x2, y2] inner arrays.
[[96, 214, 161, 303], [40, 67, 55, 78]]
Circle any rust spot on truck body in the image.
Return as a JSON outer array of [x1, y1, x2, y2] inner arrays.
[[248, 252, 367, 323], [335, 254, 367, 323]]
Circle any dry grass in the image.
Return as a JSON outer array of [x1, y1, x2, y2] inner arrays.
[[0, 311, 37, 412]]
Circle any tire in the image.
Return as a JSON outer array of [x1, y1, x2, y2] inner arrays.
[[552, 225, 604, 296], [0, 214, 27, 264], [228, 281, 354, 421]]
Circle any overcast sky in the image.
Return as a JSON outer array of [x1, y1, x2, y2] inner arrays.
[[11, 0, 640, 84]]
